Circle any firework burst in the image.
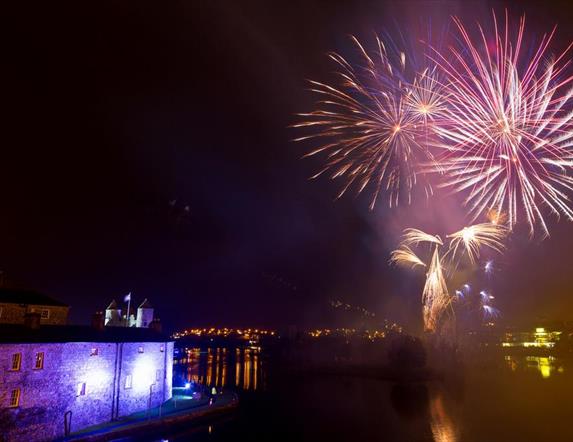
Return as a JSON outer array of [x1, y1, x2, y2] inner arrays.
[[446, 223, 508, 265], [433, 11, 573, 236], [294, 35, 445, 208], [391, 221, 507, 332]]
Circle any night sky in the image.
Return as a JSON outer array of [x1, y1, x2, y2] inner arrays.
[[5, 0, 573, 332]]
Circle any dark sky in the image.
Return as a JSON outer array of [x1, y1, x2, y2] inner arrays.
[[5, 0, 573, 332]]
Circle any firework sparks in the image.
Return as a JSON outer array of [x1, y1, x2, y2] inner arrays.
[[401, 228, 443, 247], [482, 304, 501, 320], [479, 290, 492, 303], [484, 260, 493, 275], [487, 209, 508, 226], [294, 35, 445, 208], [391, 222, 508, 332], [422, 246, 450, 332], [432, 11, 573, 236], [446, 223, 508, 265], [389, 245, 426, 268]]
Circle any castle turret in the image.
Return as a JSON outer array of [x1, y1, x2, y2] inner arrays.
[[104, 300, 122, 326], [136, 298, 154, 328]]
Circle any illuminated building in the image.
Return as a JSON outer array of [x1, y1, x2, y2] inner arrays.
[[135, 298, 154, 328], [501, 327, 562, 348], [0, 289, 69, 325], [105, 299, 123, 326], [105, 298, 155, 328], [0, 319, 173, 441]]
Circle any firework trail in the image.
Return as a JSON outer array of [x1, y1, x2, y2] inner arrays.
[[294, 34, 446, 208], [422, 246, 450, 332], [391, 222, 507, 332], [432, 11, 573, 237]]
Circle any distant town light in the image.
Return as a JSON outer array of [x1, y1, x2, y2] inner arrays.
[[502, 327, 562, 349]]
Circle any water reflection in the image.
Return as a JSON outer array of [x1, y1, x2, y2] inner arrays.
[[429, 393, 459, 442], [390, 383, 460, 442], [504, 355, 565, 378], [174, 347, 263, 391], [161, 352, 573, 441]]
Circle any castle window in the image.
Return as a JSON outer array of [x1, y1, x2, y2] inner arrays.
[[90, 348, 99, 356], [9, 389, 20, 407], [138, 346, 144, 353], [40, 309, 50, 319], [160, 345, 165, 352], [10, 353, 21, 371], [34, 352, 44, 370], [125, 375, 132, 389], [156, 369, 162, 382], [77, 383, 86, 396]]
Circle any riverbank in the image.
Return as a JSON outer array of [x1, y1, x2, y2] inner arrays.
[[58, 388, 238, 442]]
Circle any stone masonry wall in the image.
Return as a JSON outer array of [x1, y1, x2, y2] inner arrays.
[[0, 340, 173, 442], [115, 341, 172, 418], [0, 303, 69, 325]]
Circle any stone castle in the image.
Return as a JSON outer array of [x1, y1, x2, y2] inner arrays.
[[104, 298, 155, 328], [0, 290, 173, 442]]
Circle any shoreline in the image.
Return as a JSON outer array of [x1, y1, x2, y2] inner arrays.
[[58, 390, 238, 442]]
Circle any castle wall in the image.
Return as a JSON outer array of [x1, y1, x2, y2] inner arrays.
[[114, 341, 172, 418], [135, 308, 153, 328], [104, 308, 123, 326], [0, 340, 173, 442]]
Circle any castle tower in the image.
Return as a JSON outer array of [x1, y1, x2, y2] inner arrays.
[[104, 300, 122, 326], [136, 298, 154, 328]]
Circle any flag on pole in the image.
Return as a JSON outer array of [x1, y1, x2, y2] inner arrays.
[[124, 292, 131, 302]]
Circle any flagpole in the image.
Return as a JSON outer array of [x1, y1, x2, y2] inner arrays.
[[126, 295, 131, 327]]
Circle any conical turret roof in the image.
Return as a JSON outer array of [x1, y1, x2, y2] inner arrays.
[[138, 298, 153, 309], [106, 300, 119, 310]]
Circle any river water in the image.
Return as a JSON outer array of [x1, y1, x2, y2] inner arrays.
[[156, 348, 573, 441]]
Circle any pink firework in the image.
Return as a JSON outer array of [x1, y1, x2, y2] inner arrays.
[[294, 36, 445, 209], [433, 11, 573, 236]]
